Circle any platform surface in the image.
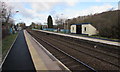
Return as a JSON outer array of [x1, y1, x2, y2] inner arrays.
[[2, 31, 36, 72], [24, 30, 62, 70], [35, 30, 120, 47]]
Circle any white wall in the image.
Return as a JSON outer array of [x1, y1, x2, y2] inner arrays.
[[82, 24, 97, 36], [70, 25, 76, 33]]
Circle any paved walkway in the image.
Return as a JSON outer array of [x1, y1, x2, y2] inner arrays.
[[2, 31, 36, 72]]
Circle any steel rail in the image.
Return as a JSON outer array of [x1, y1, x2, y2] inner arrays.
[[29, 31, 97, 72], [49, 35, 119, 59], [45, 36, 120, 68]]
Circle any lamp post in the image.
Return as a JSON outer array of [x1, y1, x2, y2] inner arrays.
[[11, 10, 19, 33]]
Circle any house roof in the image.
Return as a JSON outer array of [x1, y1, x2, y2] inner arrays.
[[71, 23, 91, 25]]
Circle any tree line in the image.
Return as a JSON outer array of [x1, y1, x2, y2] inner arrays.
[[0, 1, 17, 38], [64, 10, 120, 39], [29, 10, 120, 39]]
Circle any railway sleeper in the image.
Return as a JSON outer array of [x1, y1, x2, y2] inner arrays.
[[64, 61, 75, 65], [60, 58, 71, 62], [68, 65, 81, 69], [57, 56, 67, 59]]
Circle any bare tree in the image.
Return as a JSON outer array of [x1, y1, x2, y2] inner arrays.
[[0, 1, 15, 38], [1, 1, 14, 25], [55, 14, 66, 29]]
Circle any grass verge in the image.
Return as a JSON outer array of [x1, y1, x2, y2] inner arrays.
[[2, 33, 18, 59], [72, 34, 119, 42]]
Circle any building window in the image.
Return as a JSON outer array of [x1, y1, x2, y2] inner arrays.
[[72, 27, 74, 30], [84, 27, 86, 31]]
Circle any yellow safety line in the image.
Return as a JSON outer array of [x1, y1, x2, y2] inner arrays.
[[24, 30, 47, 71]]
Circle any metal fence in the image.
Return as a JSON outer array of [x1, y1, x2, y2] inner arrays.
[[33, 28, 70, 33]]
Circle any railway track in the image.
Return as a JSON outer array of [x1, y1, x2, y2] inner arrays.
[[28, 30, 96, 71], [48, 33, 119, 58], [44, 33, 119, 67], [27, 30, 120, 71], [44, 36, 119, 67], [38, 32, 119, 69]]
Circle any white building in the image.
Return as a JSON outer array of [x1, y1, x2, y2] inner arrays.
[[70, 23, 98, 36]]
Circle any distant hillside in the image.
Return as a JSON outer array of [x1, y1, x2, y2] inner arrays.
[[66, 10, 120, 39]]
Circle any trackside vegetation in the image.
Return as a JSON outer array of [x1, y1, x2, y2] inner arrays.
[[2, 33, 18, 59]]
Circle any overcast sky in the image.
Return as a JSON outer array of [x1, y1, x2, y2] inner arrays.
[[3, 0, 119, 26]]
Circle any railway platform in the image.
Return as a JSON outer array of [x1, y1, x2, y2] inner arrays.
[[2, 31, 36, 72], [1, 30, 69, 72], [1, 29, 119, 71], [34, 30, 120, 47], [24, 30, 67, 71]]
